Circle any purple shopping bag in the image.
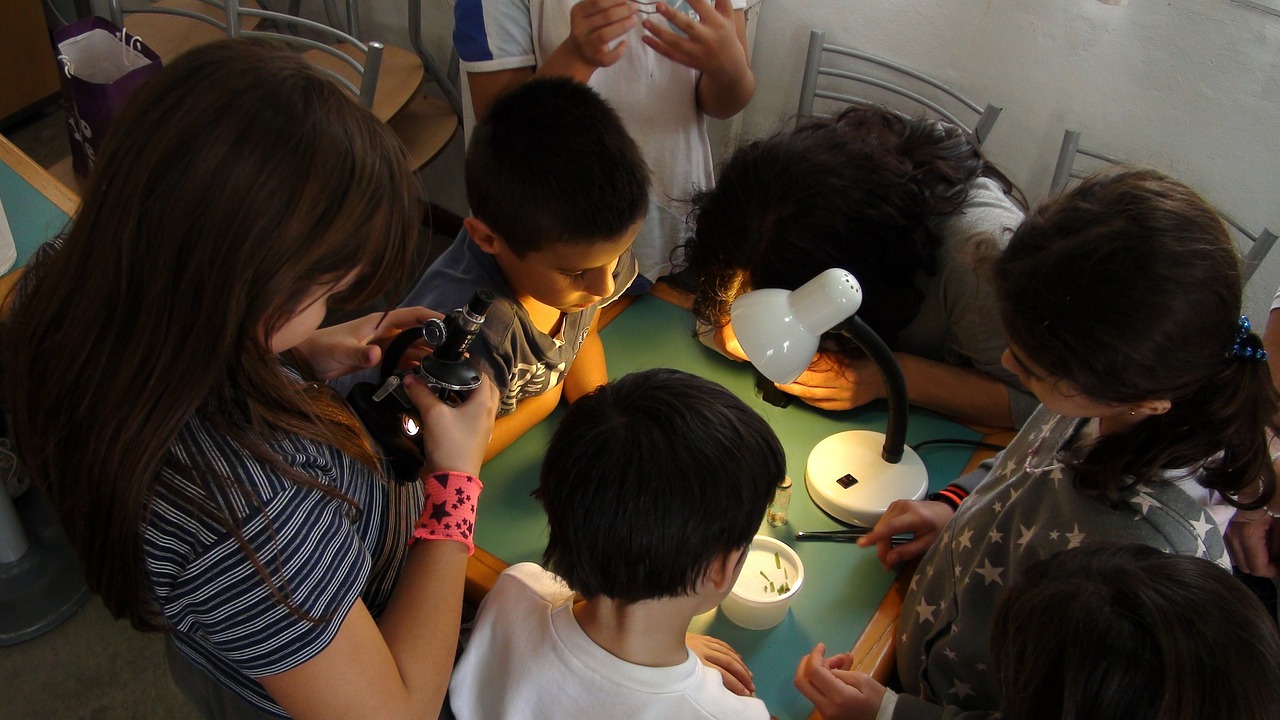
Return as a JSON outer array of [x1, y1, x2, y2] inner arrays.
[[53, 16, 162, 178]]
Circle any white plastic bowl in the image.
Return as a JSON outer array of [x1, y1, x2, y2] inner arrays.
[[721, 535, 804, 630]]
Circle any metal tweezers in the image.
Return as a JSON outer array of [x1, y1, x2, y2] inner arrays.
[[794, 528, 913, 546]]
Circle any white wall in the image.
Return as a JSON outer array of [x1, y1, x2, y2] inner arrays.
[[374, 0, 1280, 318], [738, 0, 1280, 321]]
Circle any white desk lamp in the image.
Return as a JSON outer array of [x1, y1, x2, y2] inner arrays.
[[731, 268, 927, 526]]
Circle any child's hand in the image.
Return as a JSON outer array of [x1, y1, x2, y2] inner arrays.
[[1226, 510, 1280, 577], [776, 353, 883, 411], [641, 0, 747, 82], [686, 633, 756, 696], [295, 307, 438, 380], [794, 643, 884, 720], [715, 322, 749, 361], [566, 0, 638, 69], [697, 320, 749, 362], [857, 499, 955, 570], [403, 373, 498, 478]]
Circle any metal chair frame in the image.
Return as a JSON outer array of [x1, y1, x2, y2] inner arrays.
[[1050, 128, 1277, 283], [797, 29, 1001, 146], [230, 1, 382, 108], [107, 0, 229, 32]]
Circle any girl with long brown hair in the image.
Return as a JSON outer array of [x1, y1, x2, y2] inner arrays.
[[2, 39, 497, 719]]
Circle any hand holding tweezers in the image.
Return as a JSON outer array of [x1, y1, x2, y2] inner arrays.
[[794, 528, 912, 546]]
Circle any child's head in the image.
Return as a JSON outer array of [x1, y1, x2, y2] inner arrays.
[[995, 168, 1278, 501], [683, 105, 1013, 349], [69, 38, 418, 354], [4, 38, 418, 627], [991, 544, 1280, 720], [463, 78, 648, 311], [534, 368, 785, 604]]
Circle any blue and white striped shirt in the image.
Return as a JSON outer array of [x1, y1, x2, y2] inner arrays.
[[18, 240, 423, 716], [143, 387, 423, 716]]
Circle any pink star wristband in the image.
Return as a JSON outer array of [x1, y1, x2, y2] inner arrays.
[[410, 471, 483, 555]]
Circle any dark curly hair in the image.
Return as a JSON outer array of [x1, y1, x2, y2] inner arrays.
[[680, 104, 1020, 359]]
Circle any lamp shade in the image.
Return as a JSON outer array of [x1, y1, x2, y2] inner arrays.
[[730, 268, 863, 384]]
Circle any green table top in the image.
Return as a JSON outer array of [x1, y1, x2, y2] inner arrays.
[[477, 295, 979, 720], [0, 157, 69, 268]]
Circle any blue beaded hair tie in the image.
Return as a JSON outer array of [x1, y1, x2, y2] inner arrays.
[[1227, 316, 1269, 362]]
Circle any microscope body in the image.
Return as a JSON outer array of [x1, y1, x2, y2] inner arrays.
[[347, 290, 495, 481]]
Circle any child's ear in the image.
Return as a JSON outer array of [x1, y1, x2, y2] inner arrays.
[[464, 217, 504, 256], [1132, 398, 1173, 416], [706, 546, 747, 594]]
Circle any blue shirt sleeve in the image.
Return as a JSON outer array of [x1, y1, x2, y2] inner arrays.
[[453, 0, 537, 69]]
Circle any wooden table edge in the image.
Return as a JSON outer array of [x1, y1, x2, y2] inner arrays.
[[0, 134, 80, 216], [465, 545, 509, 607]]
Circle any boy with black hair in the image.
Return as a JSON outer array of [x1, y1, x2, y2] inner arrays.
[[360, 76, 648, 458], [447, 368, 782, 719]]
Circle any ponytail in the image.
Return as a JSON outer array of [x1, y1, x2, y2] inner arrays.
[[998, 169, 1277, 505], [1076, 348, 1278, 507]]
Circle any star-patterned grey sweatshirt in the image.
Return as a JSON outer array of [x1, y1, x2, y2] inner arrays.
[[892, 406, 1229, 720]]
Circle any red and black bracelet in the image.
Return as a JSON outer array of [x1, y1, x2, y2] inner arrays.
[[927, 483, 969, 511]]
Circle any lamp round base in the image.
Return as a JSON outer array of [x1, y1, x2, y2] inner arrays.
[[805, 430, 928, 527]]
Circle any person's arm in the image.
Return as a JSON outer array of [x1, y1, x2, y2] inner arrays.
[[538, 0, 638, 82], [261, 375, 498, 720], [775, 351, 1015, 428], [562, 313, 607, 403], [896, 354, 1013, 428], [483, 383, 564, 462], [466, 68, 534, 123], [697, 319, 749, 361], [793, 643, 886, 720], [295, 307, 438, 380], [260, 550, 467, 720], [1266, 306, 1280, 388], [1228, 305, 1280, 576], [1226, 511, 1278, 577], [686, 633, 756, 696], [798, 641, 1001, 720], [855, 498, 956, 570], [465, 0, 637, 122], [640, 0, 754, 119], [0, 266, 26, 319]]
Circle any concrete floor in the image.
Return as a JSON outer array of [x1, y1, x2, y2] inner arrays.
[[2, 103, 454, 719], [0, 588, 196, 720]]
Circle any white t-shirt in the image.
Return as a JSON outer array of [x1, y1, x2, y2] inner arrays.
[[448, 563, 770, 720], [453, 0, 748, 280]]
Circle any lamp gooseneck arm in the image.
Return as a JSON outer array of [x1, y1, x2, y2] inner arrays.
[[838, 317, 908, 463]]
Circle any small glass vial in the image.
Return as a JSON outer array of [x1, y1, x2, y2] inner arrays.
[[766, 475, 793, 527]]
